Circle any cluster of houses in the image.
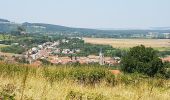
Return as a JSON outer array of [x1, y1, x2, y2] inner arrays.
[[23, 38, 121, 66], [161, 56, 170, 62], [48, 55, 120, 65], [131, 32, 170, 39], [146, 32, 170, 39]]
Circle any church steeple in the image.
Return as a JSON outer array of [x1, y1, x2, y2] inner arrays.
[[99, 48, 104, 65]]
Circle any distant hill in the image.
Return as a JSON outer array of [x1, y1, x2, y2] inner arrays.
[[0, 19, 19, 33], [0, 18, 10, 23], [22, 22, 170, 37], [0, 18, 170, 38], [22, 22, 114, 37], [150, 27, 170, 30]]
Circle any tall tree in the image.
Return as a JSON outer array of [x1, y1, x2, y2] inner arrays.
[[121, 45, 164, 76]]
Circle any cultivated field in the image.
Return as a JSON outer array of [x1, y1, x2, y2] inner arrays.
[[0, 44, 9, 49], [83, 38, 170, 50]]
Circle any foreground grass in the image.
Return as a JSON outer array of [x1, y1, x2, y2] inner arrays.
[[1, 76, 170, 100], [0, 62, 169, 100]]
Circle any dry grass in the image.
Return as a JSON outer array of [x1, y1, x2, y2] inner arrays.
[[0, 62, 169, 100], [0, 75, 170, 100], [83, 38, 170, 49]]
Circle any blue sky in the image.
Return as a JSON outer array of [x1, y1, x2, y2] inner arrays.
[[0, 0, 170, 28]]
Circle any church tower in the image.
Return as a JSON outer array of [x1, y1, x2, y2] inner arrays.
[[99, 49, 104, 65]]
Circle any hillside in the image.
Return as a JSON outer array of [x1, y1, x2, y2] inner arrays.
[[0, 19, 10, 22], [0, 18, 170, 38], [0, 19, 19, 33]]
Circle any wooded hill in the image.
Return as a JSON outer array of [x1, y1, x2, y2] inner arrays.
[[0, 18, 170, 38]]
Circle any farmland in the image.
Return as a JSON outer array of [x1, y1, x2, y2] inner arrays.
[[83, 38, 170, 50], [0, 44, 9, 49]]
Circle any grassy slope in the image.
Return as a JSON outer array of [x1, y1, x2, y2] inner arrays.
[[1, 77, 170, 100], [0, 62, 169, 100]]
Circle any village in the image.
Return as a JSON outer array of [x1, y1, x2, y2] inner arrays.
[[24, 38, 121, 66], [1, 36, 170, 67]]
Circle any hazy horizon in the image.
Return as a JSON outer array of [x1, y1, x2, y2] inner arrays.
[[0, 0, 170, 29]]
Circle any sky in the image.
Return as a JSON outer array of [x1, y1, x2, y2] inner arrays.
[[0, 0, 170, 29]]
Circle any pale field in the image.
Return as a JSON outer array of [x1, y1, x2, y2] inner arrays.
[[83, 38, 170, 50], [0, 44, 9, 49], [0, 75, 170, 100]]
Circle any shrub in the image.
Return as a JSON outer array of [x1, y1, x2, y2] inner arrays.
[[105, 71, 117, 86], [121, 45, 164, 76], [1, 45, 25, 54]]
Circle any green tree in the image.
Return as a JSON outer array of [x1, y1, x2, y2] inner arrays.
[[121, 45, 164, 76], [17, 26, 26, 32]]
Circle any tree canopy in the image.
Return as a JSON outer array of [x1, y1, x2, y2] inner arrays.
[[121, 45, 164, 76]]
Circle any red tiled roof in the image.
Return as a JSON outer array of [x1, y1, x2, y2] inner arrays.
[[161, 56, 170, 62], [30, 61, 42, 67], [109, 70, 121, 75]]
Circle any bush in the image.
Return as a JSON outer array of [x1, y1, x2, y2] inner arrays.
[[1, 45, 25, 54], [105, 72, 116, 86], [68, 67, 106, 85], [121, 45, 164, 76]]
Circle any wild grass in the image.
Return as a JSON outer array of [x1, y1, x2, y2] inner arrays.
[[0, 61, 169, 100]]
